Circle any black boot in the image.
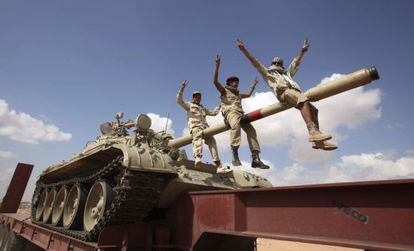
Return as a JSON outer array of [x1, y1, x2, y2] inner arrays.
[[251, 151, 270, 169], [231, 146, 242, 166]]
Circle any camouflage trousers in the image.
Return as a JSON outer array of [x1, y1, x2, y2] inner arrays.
[[276, 88, 309, 108], [224, 111, 260, 153], [191, 126, 220, 161]]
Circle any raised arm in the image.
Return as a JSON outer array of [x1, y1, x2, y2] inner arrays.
[[288, 39, 309, 77], [237, 39, 268, 77], [240, 77, 258, 99], [176, 80, 191, 111], [213, 55, 225, 94]]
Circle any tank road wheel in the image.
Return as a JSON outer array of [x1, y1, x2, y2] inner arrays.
[[63, 184, 87, 229], [34, 189, 48, 222], [42, 188, 57, 223], [83, 180, 113, 232], [51, 186, 68, 226]]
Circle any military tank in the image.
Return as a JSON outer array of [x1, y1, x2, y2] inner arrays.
[[31, 112, 272, 241], [31, 66, 379, 242]]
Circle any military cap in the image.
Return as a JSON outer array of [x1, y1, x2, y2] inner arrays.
[[192, 91, 202, 97], [226, 76, 239, 84], [272, 57, 284, 65]]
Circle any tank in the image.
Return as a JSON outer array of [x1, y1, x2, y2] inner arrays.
[[30, 112, 272, 241], [30, 67, 379, 242]]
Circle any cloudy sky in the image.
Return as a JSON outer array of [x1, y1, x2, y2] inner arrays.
[[1, 0, 413, 201]]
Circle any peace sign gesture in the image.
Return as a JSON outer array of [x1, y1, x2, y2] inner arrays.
[[180, 80, 188, 89], [215, 54, 221, 65], [237, 38, 245, 49], [302, 39, 310, 52]]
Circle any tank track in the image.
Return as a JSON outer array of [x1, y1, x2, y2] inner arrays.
[[31, 156, 177, 241]]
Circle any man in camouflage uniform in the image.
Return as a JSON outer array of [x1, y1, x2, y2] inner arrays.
[[176, 80, 231, 173], [213, 55, 269, 169], [237, 39, 337, 151]]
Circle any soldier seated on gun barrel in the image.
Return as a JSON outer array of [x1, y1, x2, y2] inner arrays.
[[176, 80, 231, 174], [237, 38, 337, 151]]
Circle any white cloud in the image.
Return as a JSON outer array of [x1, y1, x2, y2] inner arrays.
[[147, 113, 175, 135], [288, 140, 332, 163], [325, 152, 414, 183], [0, 99, 72, 144], [222, 159, 313, 187], [406, 149, 414, 157], [0, 168, 15, 199], [254, 152, 414, 187], [386, 123, 404, 129], [0, 150, 17, 158], [320, 73, 344, 84], [316, 76, 382, 130]]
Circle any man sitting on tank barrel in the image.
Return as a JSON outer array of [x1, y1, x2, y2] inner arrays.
[[237, 38, 337, 150], [213, 55, 269, 169], [176, 80, 231, 174]]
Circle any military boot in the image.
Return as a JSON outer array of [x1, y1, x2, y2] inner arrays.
[[215, 160, 232, 174], [231, 146, 242, 166], [312, 141, 338, 151], [251, 151, 270, 169], [307, 122, 332, 142], [213, 160, 222, 168], [194, 157, 202, 168]]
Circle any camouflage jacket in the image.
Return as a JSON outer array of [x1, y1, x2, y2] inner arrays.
[[176, 90, 219, 130], [220, 87, 244, 115], [243, 51, 303, 93]]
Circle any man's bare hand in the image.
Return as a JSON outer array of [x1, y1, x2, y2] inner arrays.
[[302, 39, 310, 52], [252, 76, 258, 88], [180, 80, 188, 89], [237, 39, 245, 49], [215, 54, 221, 65]]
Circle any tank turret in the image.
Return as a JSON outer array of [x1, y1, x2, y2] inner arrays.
[[31, 67, 379, 242]]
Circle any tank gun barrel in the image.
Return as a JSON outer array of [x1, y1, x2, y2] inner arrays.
[[168, 67, 380, 148]]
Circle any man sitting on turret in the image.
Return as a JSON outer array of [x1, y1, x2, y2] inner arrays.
[[213, 55, 269, 169], [237, 39, 337, 150], [176, 80, 231, 174]]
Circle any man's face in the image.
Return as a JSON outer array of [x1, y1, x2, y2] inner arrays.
[[271, 57, 284, 69], [272, 61, 284, 68], [229, 80, 239, 88], [193, 94, 201, 104]]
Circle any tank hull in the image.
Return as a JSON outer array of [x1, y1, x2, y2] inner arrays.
[[32, 139, 271, 241]]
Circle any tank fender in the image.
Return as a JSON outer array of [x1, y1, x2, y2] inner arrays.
[[232, 170, 273, 188]]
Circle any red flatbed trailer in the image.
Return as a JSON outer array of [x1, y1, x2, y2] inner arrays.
[[1, 163, 413, 251]]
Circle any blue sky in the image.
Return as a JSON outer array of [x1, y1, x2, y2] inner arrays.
[[1, 0, 414, 200]]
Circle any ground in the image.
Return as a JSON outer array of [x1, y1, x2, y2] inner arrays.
[[257, 238, 361, 251]]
